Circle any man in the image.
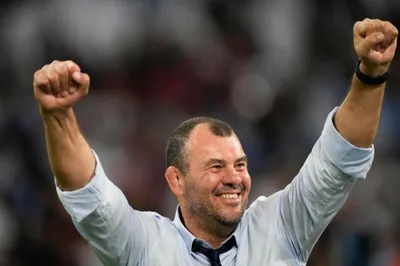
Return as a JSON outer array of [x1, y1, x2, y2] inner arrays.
[[33, 19, 397, 265]]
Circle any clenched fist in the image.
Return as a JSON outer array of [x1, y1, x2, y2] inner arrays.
[[354, 18, 398, 77], [33, 60, 90, 112]]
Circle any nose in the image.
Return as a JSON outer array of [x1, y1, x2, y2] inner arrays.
[[221, 166, 242, 186]]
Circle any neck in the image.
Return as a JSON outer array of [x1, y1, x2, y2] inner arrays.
[[179, 208, 237, 248]]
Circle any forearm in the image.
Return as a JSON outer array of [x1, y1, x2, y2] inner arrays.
[[41, 108, 95, 191], [334, 75, 385, 148], [276, 108, 374, 261]]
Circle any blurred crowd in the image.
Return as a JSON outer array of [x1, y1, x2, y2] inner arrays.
[[1, 0, 400, 265]]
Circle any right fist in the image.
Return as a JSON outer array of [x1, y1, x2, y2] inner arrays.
[[33, 60, 90, 112]]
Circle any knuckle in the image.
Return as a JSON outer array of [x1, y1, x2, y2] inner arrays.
[[391, 25, 398, 34], [33, 70, 41, 79], [34, 71, 47, 84], [41, 64, 49, 71], [66, 60, 80, 71], [54, 63, 67, 74], [46, 71, 58, 82], [364, 19, 372, 25], [382, 22, 389, 31]]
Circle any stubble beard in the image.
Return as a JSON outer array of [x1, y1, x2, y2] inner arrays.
[[183, 191, 248, 228], [213, 199, 248, 226]]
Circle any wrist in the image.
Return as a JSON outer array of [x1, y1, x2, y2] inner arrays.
[[40, 108, 76, 130], [355, 59, 389, 85], [40, 106, 73, 120], [359, 61, 389, 78]]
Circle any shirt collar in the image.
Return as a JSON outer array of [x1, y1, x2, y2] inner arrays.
[[172, 205, 242, 253]]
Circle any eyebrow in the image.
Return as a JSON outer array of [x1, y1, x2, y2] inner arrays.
[[204, 155, 248, 166], [205, 158, 225, 167], [235, 155, 248, 164]]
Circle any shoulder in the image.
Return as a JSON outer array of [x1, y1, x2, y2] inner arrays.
[[241, 190, 285, 226]]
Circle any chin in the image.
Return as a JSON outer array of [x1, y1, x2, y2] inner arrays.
[[215, 210, 244, 226]]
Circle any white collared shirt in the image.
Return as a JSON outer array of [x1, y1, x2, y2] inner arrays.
[[56, 108, 374, 265]]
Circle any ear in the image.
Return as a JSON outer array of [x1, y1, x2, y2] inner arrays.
[[165, 166, 184, 196]]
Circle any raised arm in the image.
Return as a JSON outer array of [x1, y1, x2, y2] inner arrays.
[[278, 18, 398, 262], [34, 61, 158, 265], [335, 19, 398, 148], [248, 19, 398, 263], [34, 60, 94, 190]]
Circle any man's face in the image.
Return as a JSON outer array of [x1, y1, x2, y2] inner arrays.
[[181, 124, 251, 226]]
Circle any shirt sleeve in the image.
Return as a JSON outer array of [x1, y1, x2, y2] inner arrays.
[[55, 151, 160, 266], [249, 107, 374, 263]]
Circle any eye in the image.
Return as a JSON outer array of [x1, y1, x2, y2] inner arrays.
[[236, 163, 247, 170], [212, 165, 222, 169]]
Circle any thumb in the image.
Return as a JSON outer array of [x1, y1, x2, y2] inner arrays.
[[72, 72, 90, 93], [58, 72, 90, 107], [360, 32, 385, 54]]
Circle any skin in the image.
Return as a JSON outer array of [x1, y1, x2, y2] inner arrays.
[[165, 124, 251, 248], [33, 19, 397, 250], [34, 60, 94, 190], [335, 19, 398, 148]]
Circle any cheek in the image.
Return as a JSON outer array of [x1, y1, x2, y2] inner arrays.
[[185, 174, 220, 194], [242, 173, 251, 189], [206, 174, 223, 192]]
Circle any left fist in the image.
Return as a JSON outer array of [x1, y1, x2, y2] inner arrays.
[[354, 18, 398, 77]]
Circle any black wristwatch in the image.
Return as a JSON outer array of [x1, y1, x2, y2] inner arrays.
[[355, 59, 389, 85]]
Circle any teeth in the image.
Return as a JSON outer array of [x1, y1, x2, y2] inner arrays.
[[220, 194, 238, 199]]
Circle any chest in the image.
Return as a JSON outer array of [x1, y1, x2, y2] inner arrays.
[[139, 228, 302, 266]]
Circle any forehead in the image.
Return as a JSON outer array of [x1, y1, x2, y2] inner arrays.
[[186, 124, 244, 162]]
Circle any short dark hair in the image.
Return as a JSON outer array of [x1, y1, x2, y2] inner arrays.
[[166, 117, 234, 175]]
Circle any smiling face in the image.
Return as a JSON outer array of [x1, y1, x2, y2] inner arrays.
[[178, 123, 251, 226]]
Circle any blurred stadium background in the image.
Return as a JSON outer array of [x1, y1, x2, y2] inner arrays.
[[1, 0, 400, 265]]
